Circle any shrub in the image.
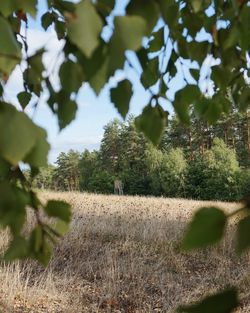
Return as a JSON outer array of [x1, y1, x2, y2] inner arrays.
[[187, 138, 242, 201]]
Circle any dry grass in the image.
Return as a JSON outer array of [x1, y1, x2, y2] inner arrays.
[[0, 192, 250, 312]]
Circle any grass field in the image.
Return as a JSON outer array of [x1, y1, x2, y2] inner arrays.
[[0, 192, 249, 312]]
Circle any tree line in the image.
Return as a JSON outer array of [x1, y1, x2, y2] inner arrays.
[[29, 109, 250, 202]]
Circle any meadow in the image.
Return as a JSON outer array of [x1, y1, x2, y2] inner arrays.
[[0, 192, 249, 312]]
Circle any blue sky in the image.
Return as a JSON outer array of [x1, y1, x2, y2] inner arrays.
[[5, 0, 206, 164]]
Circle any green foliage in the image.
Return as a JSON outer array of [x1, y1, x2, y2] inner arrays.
[[0, 16, 21, 75], [0, 103, 49, 166], [17, 91, 32, 110], [182, 207, 227, 250], [186, 139, 243, 201], [45, 200, 71, 223], [88, 169, 114, 194], [135, 104, 168, 145], [178, 287, 238, 313], [53, 150, 81, 191], [111, 79, 132, 119], [0, 1, 37, 18], [67, 0, 103, 58], [237, 215, 250, 253], [79, 150, 99, 191], [47, 119, 249, 203], [148, 147, 187, 197]]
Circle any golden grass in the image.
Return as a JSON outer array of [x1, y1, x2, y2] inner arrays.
[[0, 192, 250, 312]]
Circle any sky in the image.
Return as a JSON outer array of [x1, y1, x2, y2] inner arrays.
[[4, 0, 207, 164]]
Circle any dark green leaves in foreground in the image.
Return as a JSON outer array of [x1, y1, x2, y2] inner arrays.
[[0, 103, 49, 166], [67, 0, 103, 58], [182, 207, 227, 249], [17, 91, 32, 110], [0, 1, 37, 18], [45, 200, 71, 223], [236, 215, 250, 253], [135, 104, 168, 145], [178, 288, 238, 313], [0, 183, 28, 234], [111, 79, 132, 119], [0, 192, 72, 265], [0, 16, 21, 75]]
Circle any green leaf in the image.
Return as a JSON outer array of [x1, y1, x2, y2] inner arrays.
[[174, 85, 200, 124], [8, 16, 21, 33], [111, 79, 132, 119], [237, 215, 250, 253], [24, 49, 44, 95], [0, 1, 37, 18], [0, 103, 40, 165], [41, 12, 55, 30], [4, 236, 29, 260], [182, 8, 204, 38], [76, 40, 109, 95], [0, 183, 29, 234], [67, 0, 103, 58], [190, 0, 202, 13], [17, 91, 32, 110], [194, 97, 223, 124], [211, 66, 233, 90], [24, 127, 50, 167], [0, 16, 21, 76], [44, 200, 71, 223], [55, 20, 66, 40], [0, 157, 11, 179], [54, 220, 70, 236], [29, 226, 43, 254], [177, 288, 238, 313], [54, 0, 76, 14], [159, 79, 168, 97], [167, 57, 177, 77], [159, 0, 179, 28], [136, 48, 148, 71], [59, 60, 84, 93], [39, 240, 52, 266], [109, 15, 147, 74], [112, 15, 147, 51], [141, 57, 159, 88], [135, 104, 168, 145], [149, 27, 165, 53], [95, 0, 115, 17], [223, 25, 239, 50], [239, 6, 250, 51], [56, 92, 77, 130], [182, 207, 227, 250], [190, 68, 200, 82], [187, 41, 208, 65], [239, 87, 250, 111], [126, 0, 160, 35], [29, 229, 52, 266]]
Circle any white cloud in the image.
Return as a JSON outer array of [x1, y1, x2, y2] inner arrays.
[[48, 135, 102, 163], [51, 135, 102, 150]]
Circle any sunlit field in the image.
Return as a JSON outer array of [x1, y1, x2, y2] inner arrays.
[[0, 192, 249, 312]]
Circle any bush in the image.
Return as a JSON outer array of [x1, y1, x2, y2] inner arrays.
[[237, 169, 250, 200], [88, 170, 115, 194], [150, 148, 187, 197], [122, 168, 150, 195], [187, 138, 242, 201]]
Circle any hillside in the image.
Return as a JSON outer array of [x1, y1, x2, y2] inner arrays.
[[0, 192, 249, 312]]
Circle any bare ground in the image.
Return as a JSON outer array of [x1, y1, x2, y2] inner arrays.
[[0, 192, 249, 312]]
